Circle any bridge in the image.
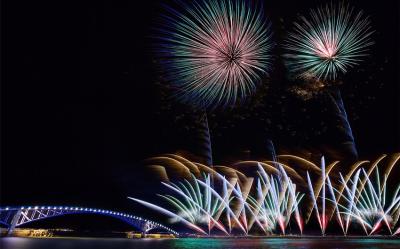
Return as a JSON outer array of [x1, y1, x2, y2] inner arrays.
[[0, 206, 178, 236]]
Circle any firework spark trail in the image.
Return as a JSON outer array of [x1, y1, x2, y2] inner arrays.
[[360, 167, 400, 235], [321, 157, 326, 235], [392, 186, 400, 229], [306, 158, 329, 235], [331, 160, 370, 220], [345, 170, 361, 234], [307, 172, 323, 232], [195, 177, 248, 234], [131, 154, 399, 236], [127, 197, 208, 235], [326, 175, 345, 234], [247, 163, 303, 234], [161, 181, 230, 235], [327, 164, 400, 236], [336, 172, 371, 235], [320, 161, 340, 220], [284, 3, 374, 80], [252, 174, 281, 232], [361, 168, 392, 234], [277, 163, 304, 233], [157, 0, 273, 109], [245, 168, 273, 232], [348, 155, 387, 221], [395, 226, 400, 236], [306, 157, 345, 235], [159, 178, 209, 224], [210, 177, 237, 232], [209, 172, 267, 234]]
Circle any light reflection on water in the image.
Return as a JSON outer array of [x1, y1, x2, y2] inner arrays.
[[0, 237, 399, 249]]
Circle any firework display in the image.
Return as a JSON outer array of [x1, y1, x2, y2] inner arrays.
[[131, 154, 400, 236], [283, 3, 374, 80], [157, 0, 273, 109], [2, 0, 399, 247]]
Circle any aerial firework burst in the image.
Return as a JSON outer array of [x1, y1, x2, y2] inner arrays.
[[283, 3, 374, 80], [157, 0, 273, 109]]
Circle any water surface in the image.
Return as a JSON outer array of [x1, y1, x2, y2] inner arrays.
[[1, 237, 399, 249]]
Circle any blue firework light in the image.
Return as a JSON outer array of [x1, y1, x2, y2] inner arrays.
[[283, 3, 374, 81], [156, 0, 273, 109]]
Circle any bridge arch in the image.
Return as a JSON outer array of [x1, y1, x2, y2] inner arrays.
[[0, 206, 178, 236]]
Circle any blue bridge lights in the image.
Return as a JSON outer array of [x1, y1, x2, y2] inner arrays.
[[0, 206, 178, 236]]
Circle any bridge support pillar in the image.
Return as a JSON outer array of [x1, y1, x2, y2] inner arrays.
[[7, 210, 21, 236]]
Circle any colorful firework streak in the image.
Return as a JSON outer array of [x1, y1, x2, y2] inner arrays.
[[130, 153, 400, 236], [157, 0, 273, 109], [130, 164, 303, 235], [283, 3, 374, 80]]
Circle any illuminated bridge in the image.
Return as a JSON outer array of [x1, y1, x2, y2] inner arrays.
[[0, 206, 178, 236]]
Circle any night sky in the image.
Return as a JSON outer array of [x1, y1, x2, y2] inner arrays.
[[1, 0, 400, 230]]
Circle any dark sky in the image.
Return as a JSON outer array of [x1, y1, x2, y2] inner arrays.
[[1, 0, 400, 227]]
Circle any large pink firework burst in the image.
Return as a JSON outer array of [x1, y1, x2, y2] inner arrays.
[[158, 0, 273, 109]]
